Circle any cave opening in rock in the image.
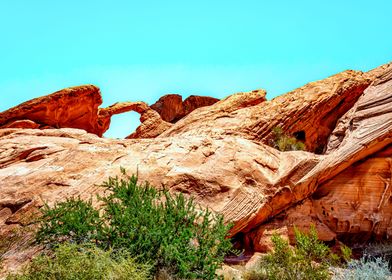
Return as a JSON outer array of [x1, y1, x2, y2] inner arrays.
[[103, 111, 141, 139], [293, 130, 306, 141]]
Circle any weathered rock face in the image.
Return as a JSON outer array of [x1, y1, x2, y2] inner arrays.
[[248, 143, 392, 250], [314, 145, 392, 242], [96, 101, 173, 139], [150, 94, 184, 123], [151, 94, 219, 123], [0, 87, 218, 139], [245, 62, 392, 250], [0, 128, 319, 274], [126, 106, 173, 139], [183, 95, 220, 117], [312, 64, 392, 242], [1, 61, 392, 275], [0, 85, 102, 134], [161, 72, 372, 153]]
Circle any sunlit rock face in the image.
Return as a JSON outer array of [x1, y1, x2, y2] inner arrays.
[[246, 62, 392, 250], [0, 87, 218, 138], [160, 72, 372, 153], [0, 85, 103, 134], [150, 94, 219, 123], [0, 61, 392, 275]]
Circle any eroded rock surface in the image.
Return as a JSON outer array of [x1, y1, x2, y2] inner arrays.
[[246, 62, 392, 250], [161, 72, 372, 152], [0, 85, 102, 134], [97, 101, 173, 139], [1, 61, 392, 276], [151, 94, 219, 123], [0, 128, 318, 274], [0, 87, 219, 139]]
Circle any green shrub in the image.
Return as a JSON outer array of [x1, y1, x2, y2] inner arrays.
[[340, 244, 352, 263], [36, 171, 232, 280], [294, 226, 331, 262], [6, 243, 151, 280], [36, 197, 103, 244], [270, 127, 306, 152], [245, 225, 336, 280]]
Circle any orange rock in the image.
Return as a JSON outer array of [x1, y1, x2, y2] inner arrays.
[[1, 120, 40, 129], [0, 85, 102, 134], [313, 146, 392, 243], [183, 95, 220, 117], [150, 94, 219, 123], [245, 200, 336, 252], [150, 94, 184, 122], [162, 72, 371, 153], [0, 87, 218, 139], [0, 127, 322, 274], [246, 62, 392, 248], [126, 106, 173, 139], [96, 101, 172, 138], [1, 61, 392, 275]]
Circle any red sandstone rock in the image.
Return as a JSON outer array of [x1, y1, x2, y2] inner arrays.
[[0, 85, 103, 134], [96, 101, 172, 139], [182, 95, 220, 116], [0, 127, 320, 274], [161, 73, 372, 153], [1, 120, 40, 129], [150, 94, 219, 123], [0, 87, 217, 139], [245, 62, 392, 250], [150, 94, 184, 123], [1, 61, 392, 276]]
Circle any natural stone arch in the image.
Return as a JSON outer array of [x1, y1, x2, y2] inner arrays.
[[98, 101, 173, 139]]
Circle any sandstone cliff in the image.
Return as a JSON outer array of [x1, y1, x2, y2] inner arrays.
[[0, 61, 392, 275]]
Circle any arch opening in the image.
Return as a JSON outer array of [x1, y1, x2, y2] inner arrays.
[[103, 111, 141, 139]]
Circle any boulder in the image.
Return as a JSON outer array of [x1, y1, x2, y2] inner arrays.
[[0, 85, 102, 134], [150, 94, 219, 123]]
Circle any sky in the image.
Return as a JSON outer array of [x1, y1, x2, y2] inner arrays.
[[0, 1, 391, 138]]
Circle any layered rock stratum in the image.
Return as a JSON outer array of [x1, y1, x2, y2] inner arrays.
[[0, 61, 391, 275]]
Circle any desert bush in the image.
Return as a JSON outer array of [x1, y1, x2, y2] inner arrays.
[[340, 244, 352, 263], [270, 127, 306, 151], [36, 197, 103, 244], [35, 170, 232, 280], [244, 226, 337, 280], [6, 243, 151, 280], [332, 256, 392, 280]]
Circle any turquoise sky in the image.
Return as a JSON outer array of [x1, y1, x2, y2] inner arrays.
[[0, 1, 391, 138]]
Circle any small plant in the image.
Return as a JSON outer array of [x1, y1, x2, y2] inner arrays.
[[6, 243, 151, 280], [245, 225, 336, 280], [294, 226, 331, 262], [35, 171, 233, 280], [340, 244, 352, 263], [270, 127, 306, 151]]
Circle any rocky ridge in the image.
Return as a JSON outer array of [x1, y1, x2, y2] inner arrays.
[[0, 61, 392, 275]]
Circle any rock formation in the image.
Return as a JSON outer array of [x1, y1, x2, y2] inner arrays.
[[0, 87, 217, 138], [97, 101, 173, 139], [151, 94, 219, 123], [0, 61, 392, 276], [161, 72, 372, 153], [246, 62, 392, 250], [0, 85, 102, 134]]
